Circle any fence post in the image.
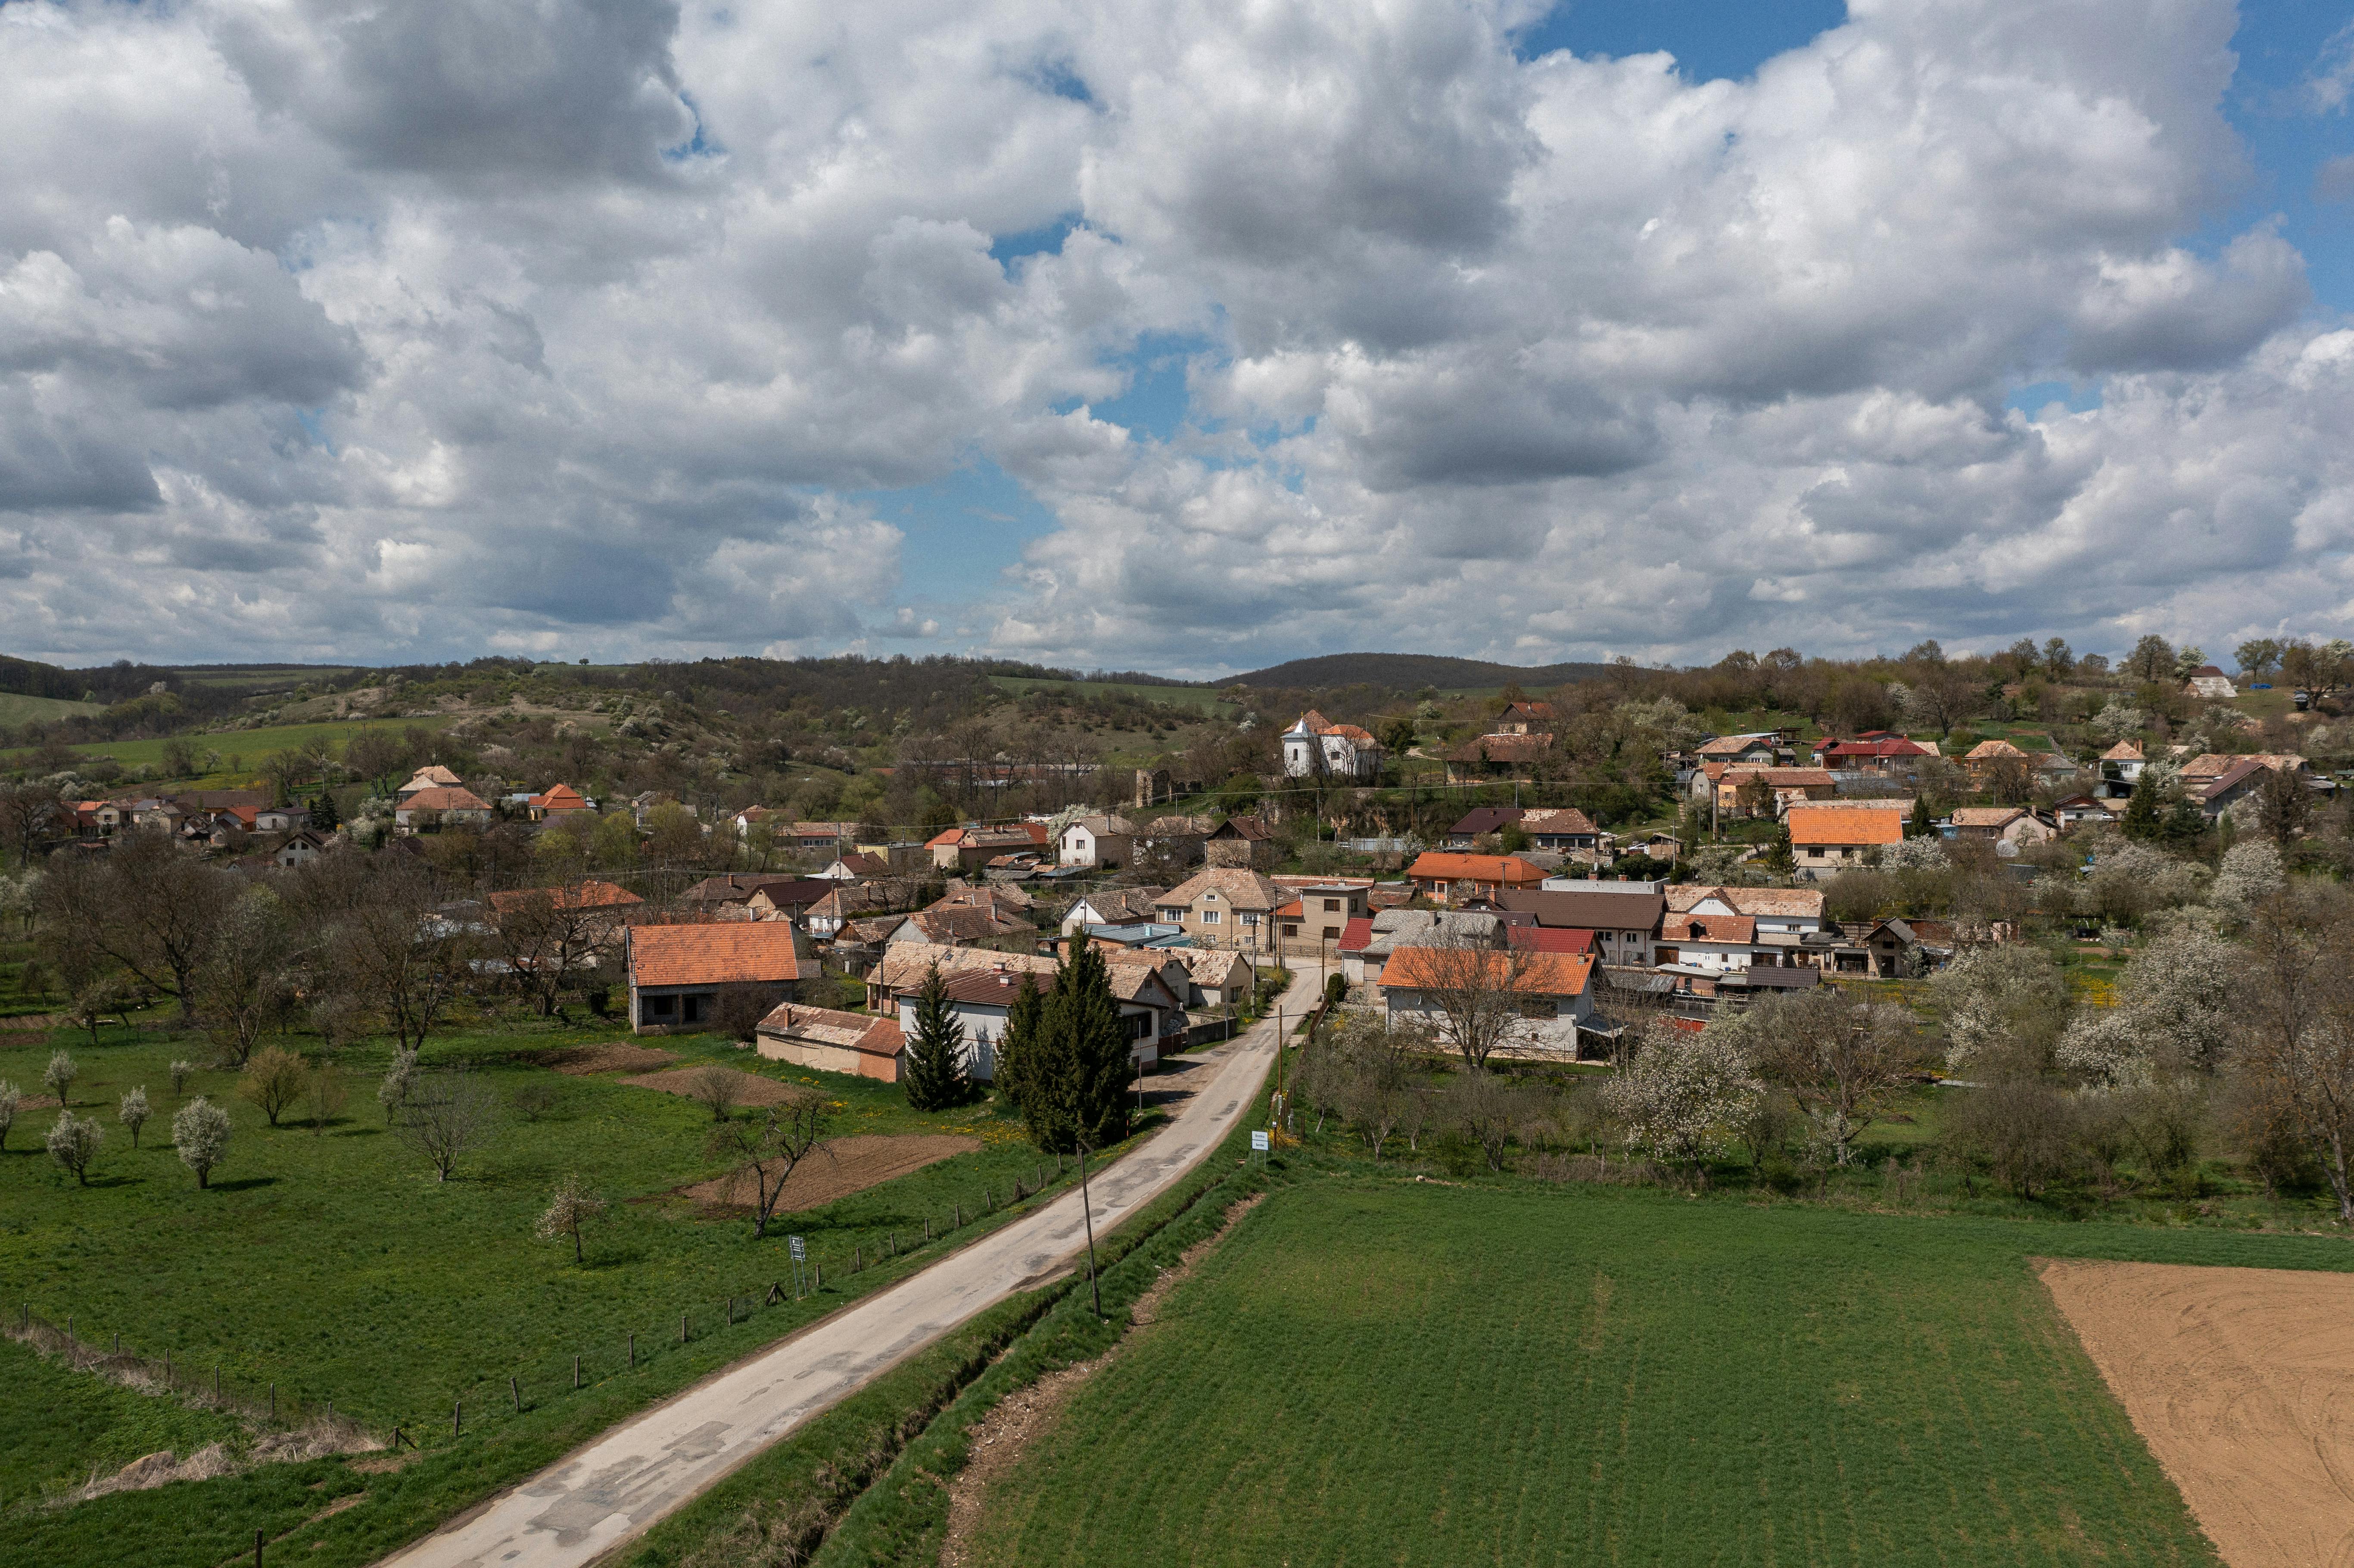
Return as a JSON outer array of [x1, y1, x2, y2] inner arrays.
[[628, 1332, 635, 1370], [954, 1202, 961, 1227], [680, 1312, 688, 1344], [254, 1526, 263, 1567], [113, 1331, 120, 1355], [269, 1384, 275, 1420], [454, 1400, 461, 1438], [925, 1216, 931, 1242], [510, 1376, 520, 1413], [573, 1355, 581, 1390], [65, 1315, 72, 1347], [215, 1365, 221, 1401]]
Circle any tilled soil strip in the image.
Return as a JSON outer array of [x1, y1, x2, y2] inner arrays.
[[937, 1192, 1267, 1568]]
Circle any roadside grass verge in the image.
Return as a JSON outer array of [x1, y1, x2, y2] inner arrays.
[[955, 1176, 2354, 1568], [0, 1012, 1124, 1568]]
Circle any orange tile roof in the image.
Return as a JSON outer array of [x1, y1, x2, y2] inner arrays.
[[489, 879, 643, 914], [1376, 948, 1593, 996], [1785, 805, 1905, 846], [629, 924, 817, 988], [1404, 852, 1548, 885], [529, 783, 591, 810], [1662, 913, 1756, 943]]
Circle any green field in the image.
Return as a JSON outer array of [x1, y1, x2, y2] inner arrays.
[[14, 716, 460, 778], [0, 1015, 1102, 1562], [965, 1177, 2354, 1566], [989, 675, 1238, 716], [0, 693, 104, 725]]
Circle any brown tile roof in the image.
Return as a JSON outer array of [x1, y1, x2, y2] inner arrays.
[[1448, 806, 1524, 837], [1376, 948, 1593, 997], [904, 906, 1032, 943], [1949, 807, 2027, 827], [629, 924, 818, 987], [875, 947, 1059, 996], [529, 784, 590, 810], [406, 765, 463, 788], [2099, 740, 2145, 761], [1662, 913, 1756, 943], [1207, 816, 1274, 841], [1697, 735, 1778, 757], [1518, 807, 1600, 835], [1665, 886, 1825, 918], [1965, 740, 2027, 760], [488, 879, 643, 914], [1161, 867, 1287, 911], [1497, 887, 1666, 930], [1722, 767, 1836, 788], [402, 786, 492, 812], [1445, 733, 1553, 763], [1785, 804, 1905, 846], [755, 1003, 903, 1060], [1405, 852, 1547, 887]]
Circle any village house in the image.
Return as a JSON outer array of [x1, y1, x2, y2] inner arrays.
[[273, 829, 332, 869], [624, 923, 820, 1033], [1274, 880, 1371, 953], [1949, 806, 2057, 848], [526, 783, 593, 821], [1445, 806, 1523, 847], [1815, 735, 1933, 775], [487, 878, 644, 922], [926, 823, 1046, 872], [1204, 815, 1277, 869], [1376, 947, 1597, 1055], [1057, 814, 1137, 870], [1518, 807, 1603, 854], [1652, 912, 1777, 974], [2096, 740, 2147, 800], [754, 1003, 906, 1083], [1442, 731, 1552, 783], [2184, 665, 2237, 700], [395, 765, 463, 803], [1497, 880, 1666, 968], [1695, 734, 1783, 767], [1154, 867, 1287, 953], [805, 881, 922, 940], [1857, 917, 1961, 978], [2050, 793, 2118, 829], [393, 786, 495, 829], [1962, 739, 2030, 788], [1405, 851, 1547, 904], [1494, 700, 1556, 734], [1665, 885, 1825, 937], [1282, 711, 1385, 781], [1059, 887, 1167, 934], [1712, 766, 1837, 819], [877, 902, 1035, 949], [1786, 803, 1904, 880], [870, 949, 1182, 1073]]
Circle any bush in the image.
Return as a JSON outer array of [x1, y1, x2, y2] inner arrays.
[[46, 1109, 102, 1185], [235, 1045, 310, 1127]]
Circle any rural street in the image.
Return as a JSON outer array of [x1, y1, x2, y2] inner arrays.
[[377, 961, 1320, 1568]]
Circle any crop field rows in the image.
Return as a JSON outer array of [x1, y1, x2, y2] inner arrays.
[[959, 1178, 2354, 1566]]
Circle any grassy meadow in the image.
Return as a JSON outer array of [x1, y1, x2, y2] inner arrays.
[[965, 1176, 2354, 1568], [8, 716, 462, 781], [0, 1010, 1114, 1565], [0, 694, 104, 726]]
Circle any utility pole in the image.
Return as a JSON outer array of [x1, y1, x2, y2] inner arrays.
[[1078, 1143, 1102, 1318]]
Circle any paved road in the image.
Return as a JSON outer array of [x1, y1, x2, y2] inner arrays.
[[379, 963, 1319, 1568]]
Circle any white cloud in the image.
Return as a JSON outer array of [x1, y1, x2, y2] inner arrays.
[[0, 0, 2342, 672]]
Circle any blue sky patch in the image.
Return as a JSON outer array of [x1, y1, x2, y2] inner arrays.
[[1513, 0, 1846, 81], [853, 456, 1059, 601], [2005, 381, 2103, 417]]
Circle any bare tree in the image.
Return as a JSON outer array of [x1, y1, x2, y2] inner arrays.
[[706, 1092, 834, 1239], [1387, 933, 1535, 1070], [686, 1062, 741, 1122], [534, 1172, 608, 1266], [37, 833, 232, 1019], [304, 1066, 348, 1135], [398, 1069, 499, 1181], [1742, 987, 1924, 1167], [329, 859, 471, 1054], [194, 889, 294, 1066], [0, 783, 63, 868], [2230, 889, 2354, 1221], [1446, 1068, 1534, 1172], [1938, 1078, 2078, 1198], [488, 886, 629, 1018]]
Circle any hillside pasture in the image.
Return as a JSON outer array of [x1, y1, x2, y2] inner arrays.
[[10, 716, 461, 779], [988, 675, 1237, 716], [0, 692, 105, 725], [959, 1178, 2354, 1567]]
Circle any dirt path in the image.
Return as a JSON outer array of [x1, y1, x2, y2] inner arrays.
[[937, 1191, 1265, 1568], [2041, 1258, 2354, 1568]]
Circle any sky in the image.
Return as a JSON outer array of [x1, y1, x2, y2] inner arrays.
[[5, 0, 2354, 678]]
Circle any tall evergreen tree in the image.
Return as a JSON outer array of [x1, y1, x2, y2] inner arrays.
[[993, 971, 1043, 1120], [1906, 797, 1931, 839], [901, 964, 972, 1111], [1011, 948, 1134, 1154], [309, 790, 342, 833], [2120, 778, 2159, 841]]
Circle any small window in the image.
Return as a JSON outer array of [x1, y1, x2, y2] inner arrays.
[[647, 994, 678, 1018], [1201, 909, 1222, 924], [1240, 912, 1259, 925], [1322, 899, 1340, 912], [1281, 924, 1299, 937]]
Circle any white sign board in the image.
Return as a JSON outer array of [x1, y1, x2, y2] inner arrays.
[[788, 1235, 806, 1260], [1250, 1130, 1270, 1152]]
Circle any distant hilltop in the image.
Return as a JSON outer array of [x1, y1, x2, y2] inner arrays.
[[1221, 652, 1617, 692]]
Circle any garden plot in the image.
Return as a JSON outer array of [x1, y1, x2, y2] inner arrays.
[[681, 1134, 981, 1212], [2043, 1259, 2354, 1568]]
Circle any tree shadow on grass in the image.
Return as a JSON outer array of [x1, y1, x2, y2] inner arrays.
[[581, 1248, 648, 1271], [211, 1176, 280, 1192]]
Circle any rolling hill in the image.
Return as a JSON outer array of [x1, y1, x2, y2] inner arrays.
[[1222, 652, 1616, 692]]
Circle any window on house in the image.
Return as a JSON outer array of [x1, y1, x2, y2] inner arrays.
[[1518, 999, 1557, 1019], [682, 994, 707, 1024], [647, 994, 678, 1018], [1240, 912, 1258, 926], [1126, 1011, 1154, 1040], [1282, 924, 1299, 938], [1322, 899, 1340, 912], [1201, 909, 1222, 924]]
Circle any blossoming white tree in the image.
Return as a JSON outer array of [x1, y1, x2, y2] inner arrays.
[[2058, 923, 2235, 1085], [1928, 945, 2071, 1074], [1600, 1020, 1759, 1164]]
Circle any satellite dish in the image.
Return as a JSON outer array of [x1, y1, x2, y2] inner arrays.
[[1995, 839, 2019, 858]]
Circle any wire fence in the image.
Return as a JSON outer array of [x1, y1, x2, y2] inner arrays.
[[11, 1159, 1091, 1456]]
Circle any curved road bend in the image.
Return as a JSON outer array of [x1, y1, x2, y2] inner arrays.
[[379, 961, 1323, 1568]]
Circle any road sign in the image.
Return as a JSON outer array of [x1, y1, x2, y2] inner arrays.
[[1250, 1130, 1270, 1152], [788, 1235, 806, 1260]]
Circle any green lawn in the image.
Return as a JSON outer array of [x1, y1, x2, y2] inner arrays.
[[0, 1014, 1105, 1565], [0, 693, 105, 725], [966, 1177, 2354, 1567]]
